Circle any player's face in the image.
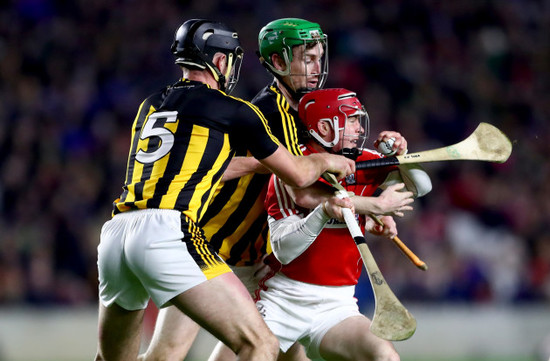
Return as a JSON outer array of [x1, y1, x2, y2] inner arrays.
[[288, 42, 324, 90], [337, 115, 365, 152]]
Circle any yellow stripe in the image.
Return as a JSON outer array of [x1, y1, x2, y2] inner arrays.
[[202, 262, 231, 280], [215, 189, 267, 261], [123, 101, 147, 187], [202, 172, 253, 239], [276, 92, 293, 150], [159, 124, 209, 211], [269, 86, 303, 156], [195, 131, 232, 222], [189, 221, 214, 269], [126, 105, 158, 205]]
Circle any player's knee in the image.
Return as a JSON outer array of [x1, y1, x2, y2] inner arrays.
[[260, 332, 280, 360], [253, 331, 279, 357], [266, 332, 280, 357], [235, 330, 279, 359]]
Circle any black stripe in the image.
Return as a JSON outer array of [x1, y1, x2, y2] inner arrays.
[[119, 101, 154, 204], [354, 236, 367, 245], [196, 154, 232, 220], [173, 127, 230, 214], [147, 121, 192, 209], [199, 178, 240, 226], [226, 214, 269, 266], [206, 173, 270, 252]]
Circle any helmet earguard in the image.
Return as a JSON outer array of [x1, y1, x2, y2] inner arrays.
[[299, 88, 369, 155], [258, 18, 328, 99], [171, 19, 244, 94]]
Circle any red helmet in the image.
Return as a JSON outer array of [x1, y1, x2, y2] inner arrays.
[[299, 88, 369, 151]]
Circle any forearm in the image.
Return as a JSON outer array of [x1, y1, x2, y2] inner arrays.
[[286, 182, 334, 209], [352, 196, 386, 215], [283, 153, 330, 188], [269, 205, 330, 265], [261, 147, 354, 189]]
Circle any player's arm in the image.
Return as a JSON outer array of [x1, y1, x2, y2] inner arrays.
[[353, 183, 413, 218], [269, 195, 353, 265], [221, 156, 270, 182], [238, 102, 354, 187], [285, 182, 334, 209], [373, 131, 432, 198], [259, 145, 355, 189], [286, 181, 413, 218]]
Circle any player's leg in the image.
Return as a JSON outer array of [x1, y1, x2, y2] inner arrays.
[[207, 262, 284, 361], [138, 306, 200, 361], [207, 341, 235, 361], [96, 213, 151, 361], [95, 302, 145, 361], [171, 271, 279, 360], [208, 340, 310, 361], [277, 342, 310, 361], [318, 315, 399, 361]]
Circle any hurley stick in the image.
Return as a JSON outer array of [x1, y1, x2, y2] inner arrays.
[[322, 172, 417, 341], [368, 214, 427, 271], [357, 122, 512, 169]]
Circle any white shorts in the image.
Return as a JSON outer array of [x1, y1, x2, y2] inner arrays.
[[230, 255, 271, 296], [97, 209, 231, 310], [255, 273, 360, 359]]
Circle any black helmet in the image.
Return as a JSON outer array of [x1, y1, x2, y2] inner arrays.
[[171, 19, 244, 93]]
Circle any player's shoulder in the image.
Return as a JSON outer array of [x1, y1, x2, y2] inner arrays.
[[251, 83, 284, 113], [160, 79, 264, 129], [187, 81, 262, 117], [251, 83, 276, 103], [225, 92, 266, 120]]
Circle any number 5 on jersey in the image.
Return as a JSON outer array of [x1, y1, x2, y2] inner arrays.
[[136, 111, 178, 164]]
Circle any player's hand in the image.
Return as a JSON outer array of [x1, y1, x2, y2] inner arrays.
[[324, 154, 355, 180], [322, 196, 354, 221], [376, 183, 414, 217], [374, 131, 408, 156], [365, 215, 398, 239]]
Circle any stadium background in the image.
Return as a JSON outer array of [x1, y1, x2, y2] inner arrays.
[[0, 0, 549, 360]]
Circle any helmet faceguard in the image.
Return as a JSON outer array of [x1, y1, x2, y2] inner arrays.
[[299, 89, 369, 155], [171, 19, 244, 94], [258, 18, 328, 99]]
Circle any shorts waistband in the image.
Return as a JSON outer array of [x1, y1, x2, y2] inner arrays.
[[114, 208, 182, 218]]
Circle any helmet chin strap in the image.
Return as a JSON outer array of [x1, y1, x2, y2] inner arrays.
[[341, 148, 361, 160], [192, 49, 228, 92], [205, 62, 227, 92]]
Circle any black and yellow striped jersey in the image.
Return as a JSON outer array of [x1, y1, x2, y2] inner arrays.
[[113, 79, 280, 225], [200, 82, 303, 266]]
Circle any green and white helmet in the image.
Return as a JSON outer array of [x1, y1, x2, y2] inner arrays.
[[258, 18, 328, 95]]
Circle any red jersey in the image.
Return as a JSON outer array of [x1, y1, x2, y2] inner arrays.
[[264, 144, 394, 286]]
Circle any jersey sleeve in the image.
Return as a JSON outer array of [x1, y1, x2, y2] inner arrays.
[[233, 100, 280, 160], [265, 175, 303, 221], [251, 85, 303, 156], [263, 109, 303, 156]]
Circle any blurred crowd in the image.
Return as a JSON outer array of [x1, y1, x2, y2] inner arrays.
[[0, 0, 548, 307]]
